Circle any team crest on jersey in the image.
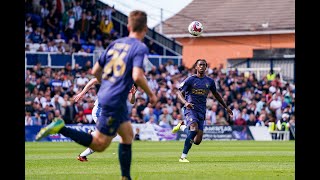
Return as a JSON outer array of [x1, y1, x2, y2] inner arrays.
[[189, 118, 193, 121], [107, 117, 114, 126], [206, 83, 209, 88], [109, 128, 114, 134]]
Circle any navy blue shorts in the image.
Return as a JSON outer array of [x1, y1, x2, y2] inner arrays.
[[184, 109, 205, 131], [96, 106, 130, 136]]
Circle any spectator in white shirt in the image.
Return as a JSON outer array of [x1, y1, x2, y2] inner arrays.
[[241, 108, 250, 121], [164, 98, 174, 114], [100, 5, 114, 21], [46, 41, 59, 52], [255, 96, 266, 115], [72, 1, 83, 21], [147, 74, 159, 92], [42, 94, 54, 108], [54, 34, 66, 44], [25, 111, 33, 125], [143, 108, 157, 123], [159, 108, 174, 127], [76, 71, 89, 89], [142, 103, 153, 117], [255, 114, 266, 126], [34, 91, 47, 105], [232, 102, 241, 122], [269, 93, 282, 120], [206, 103, 218, 125]]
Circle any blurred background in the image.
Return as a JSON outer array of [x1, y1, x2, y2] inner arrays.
[[25, 0, 295, 141]]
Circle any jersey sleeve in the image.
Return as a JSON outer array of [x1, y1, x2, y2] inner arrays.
[[98, 49, 108, 67], [178, 76, 192, 93], [210, 79, 217, 93], [98, 41, 115, 67], [133, 46, 148, 70]]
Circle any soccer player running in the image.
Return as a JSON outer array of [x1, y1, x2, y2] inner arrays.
[[35, 10, 157, 180], [73, 78, 137, 162], [172, 59, 233, 162]]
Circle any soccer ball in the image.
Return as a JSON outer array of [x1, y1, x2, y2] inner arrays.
[[188, 21, 203, 37]]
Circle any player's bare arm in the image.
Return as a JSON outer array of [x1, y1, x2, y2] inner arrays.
[[74, 78, 99, 102], [132, 67, 157, 105], [128, 85, 137, 104], [177, 90, 194, 109], [91, 62, 103, 83], [212, 91, 233, 117]]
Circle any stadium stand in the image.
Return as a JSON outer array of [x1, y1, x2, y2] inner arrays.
[[25, 0, 119, 54], [25, 0, 295, 140], [25, 59, 295, 137]]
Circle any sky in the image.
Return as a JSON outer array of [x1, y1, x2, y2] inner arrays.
[[99, 0, 192, 28]]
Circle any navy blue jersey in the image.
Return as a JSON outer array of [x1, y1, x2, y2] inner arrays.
[[179, 75, 216, 115], [97, 37, 148, 110]]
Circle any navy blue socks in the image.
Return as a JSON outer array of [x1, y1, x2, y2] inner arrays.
[[118, 143, 132, 180], [59, 127, 93, 147], [183, 131, 197, 154]]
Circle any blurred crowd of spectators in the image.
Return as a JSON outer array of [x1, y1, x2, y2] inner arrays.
[[25, 0, 118, 54], [25, 59, 295, 132], [25, 0, 159, 55], [25, 1, 295, 132]]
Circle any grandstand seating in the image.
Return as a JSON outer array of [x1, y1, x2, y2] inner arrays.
[[25, 0, 182, 58], [24, 0, 295, 142]]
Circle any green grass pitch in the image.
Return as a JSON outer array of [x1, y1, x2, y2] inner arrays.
[[25, 141, 294, 180]]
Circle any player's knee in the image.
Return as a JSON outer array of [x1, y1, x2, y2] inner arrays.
[[92, 137, 109, 152], [96, 139, 113, 152], [194, 140, 202, 145], [122, 133, 134, 144], [94, 141, 108, 152], [118, 129, 134, 144]]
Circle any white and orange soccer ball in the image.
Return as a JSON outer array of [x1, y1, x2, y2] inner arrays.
[[188, 21, 204, 37]]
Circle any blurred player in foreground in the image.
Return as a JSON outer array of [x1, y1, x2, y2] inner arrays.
[[73, 78, 137, 162], [172, 59, 233, 162], [35, 10, 157, 180]]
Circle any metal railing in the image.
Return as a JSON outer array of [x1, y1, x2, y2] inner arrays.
[[25, 52, 94, 69], [269, 131, 290, 141], [92, 50, 182, 67], [101, 2, 183, 56], [112, 15, 182, 56], [25, 51, 182, 69], [227, 67, 282, 81], [227, 58, 295, 82]]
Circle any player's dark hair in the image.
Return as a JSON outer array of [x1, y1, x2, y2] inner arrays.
[[129, 10, 147, 32], [194, 59, 207, 68], [193, 59, 207, 74]]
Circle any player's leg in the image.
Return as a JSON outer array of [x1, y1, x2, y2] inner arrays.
[[88, 114, 119, 152], [35, 115, 115, 152], [88, 129, 114, 152], [117, 121, 134, 180], [36, 118, 95, 148], [193, 119, 205, 145], [180, 117, 198, 163], [193, 130, 203, 145], [77, 105, 100, 161], [77, 130, 97, 161]]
